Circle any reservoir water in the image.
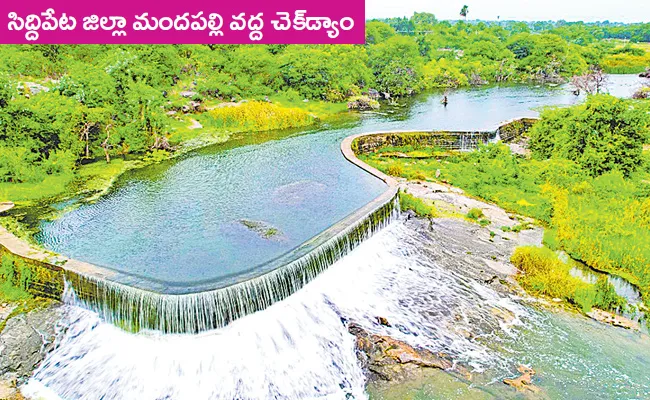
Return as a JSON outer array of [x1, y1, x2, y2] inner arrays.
[[34, 75, 645, 291]]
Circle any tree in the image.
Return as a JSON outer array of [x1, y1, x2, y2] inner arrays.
[[368, 36, 424, 96], [571, 66, 607, 95], [410, 12, 437, 27], [365, 21, 396, 45], [0, 75, 12, 109], [460, 5, 469, 21], [529, 95, 649, 177]]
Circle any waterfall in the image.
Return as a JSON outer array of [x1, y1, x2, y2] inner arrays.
[[24, 222, 529, 400], [62, 195, 401, 334]]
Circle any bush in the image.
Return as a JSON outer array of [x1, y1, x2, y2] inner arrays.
[[466, 208, 484, 220], [386, 164, 404, 176], [0, 253, 32, 301], [529, 95, 649, 177], [206, 101, 317, 132], [398, 191, 438, 218], [511, 246, 627, 313], [602, 53, 650, 74], [633, 86, 650, 100], [346, 96, 380, 111]]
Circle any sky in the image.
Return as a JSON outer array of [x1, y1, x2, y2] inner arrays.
[[366, 0, 650, 23]]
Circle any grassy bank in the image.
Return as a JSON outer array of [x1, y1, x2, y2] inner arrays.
[[0, 98, 349, 245], [364, 145, 650, 302], [511, 246, 626, 313], [360, 96, 650, 304], [0, 99, 344, 208]]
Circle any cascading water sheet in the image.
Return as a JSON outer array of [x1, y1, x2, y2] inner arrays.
[[25, 220, 650, 400], [62, 196, 400, 333]]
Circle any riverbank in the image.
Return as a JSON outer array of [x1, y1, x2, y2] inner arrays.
[[358, 102, 650, 312], [362, 181, 646, 398]]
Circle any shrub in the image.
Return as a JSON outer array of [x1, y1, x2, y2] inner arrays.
[[466, 208, 484, 220], [602, 53, 650, 74], [346, 96, 380, 111], [593, 276, 626, 312], [529, 95, 649, 177], [386, 164, 404, 176], [206, 101, 316, 132], [511, 246, 627, 313], [0, 253, 32, 301], [633, 86, 650, 100], [398, 191, 438, 218]]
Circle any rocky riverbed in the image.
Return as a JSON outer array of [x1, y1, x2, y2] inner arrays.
[[346, 183, 549, 396], [0, 301, 64, 400]]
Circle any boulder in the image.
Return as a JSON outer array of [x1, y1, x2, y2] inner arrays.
[[348, 322, 452, 382], [347, 96, 380, 111], [503, 365, 541, 393], [18, 82, 49, 96], [0, 303, 63, 383]]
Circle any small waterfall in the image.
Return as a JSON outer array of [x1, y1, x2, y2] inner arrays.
[[25, 218, 650, 400], [24, 222, 529, 400], [63, 195, 401, 334]]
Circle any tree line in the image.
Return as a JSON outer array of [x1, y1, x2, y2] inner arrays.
[[0, 14, 649, 185]]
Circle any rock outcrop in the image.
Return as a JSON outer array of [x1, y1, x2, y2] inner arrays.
[[0, 303, 63, 382], [348, 322, 452, 382], [587, 308, 640, 331], [503, 365, 541, 394], [0, 302, 64, 399]]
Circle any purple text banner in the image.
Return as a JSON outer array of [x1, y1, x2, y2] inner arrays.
[[1, 0, 365, 44]]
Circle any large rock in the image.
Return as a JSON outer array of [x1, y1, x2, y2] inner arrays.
[[0, 303, 63, 383], [587, 308, 640, 330], [503, 365, 541, 394], [347, 96, 380, 111], [348, 322, 452, 382]]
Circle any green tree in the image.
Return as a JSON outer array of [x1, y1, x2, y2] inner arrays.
[[365, 21, 396, 45], [368, 36, 423, 96], [529, 95, 649, 177]]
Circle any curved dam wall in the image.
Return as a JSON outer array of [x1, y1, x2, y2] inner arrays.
[[0, 139, 400, 334], [0, 117, 536, 334], [352, 117, 539, 154]]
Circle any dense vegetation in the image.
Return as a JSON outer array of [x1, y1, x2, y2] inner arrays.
[[0, 15, 649, 204], [0, 252, 33, 301], [362, 95, 650, 305], [512, 246, 626, 313]]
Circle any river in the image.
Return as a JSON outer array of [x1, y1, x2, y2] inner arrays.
[[35, 75, 643, 291], [24, 75, 650, 399]]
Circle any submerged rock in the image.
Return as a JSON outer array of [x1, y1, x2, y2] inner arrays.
[[348, 322, 452, 383], [491, 307, 516, 325], [239, 219, 283, 240], [503, 365, 541, 394], [587, 309, 640, 331], [272, 180, 326, 206]]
